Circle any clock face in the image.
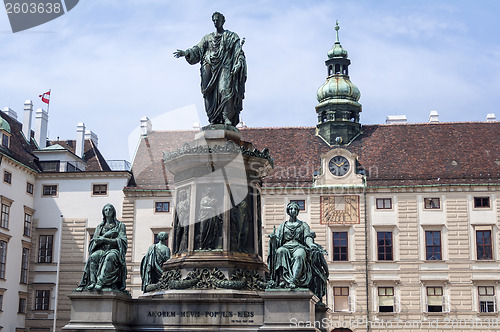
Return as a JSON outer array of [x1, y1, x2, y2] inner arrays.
[[329, 156, 350, 176]]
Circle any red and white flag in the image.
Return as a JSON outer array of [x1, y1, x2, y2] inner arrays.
[[39, 90, 50, 104]]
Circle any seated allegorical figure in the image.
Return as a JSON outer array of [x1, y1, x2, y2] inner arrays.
[[267, 201, 328, 300], [140, 231, 171, 292], [75, 203, 128, 292]]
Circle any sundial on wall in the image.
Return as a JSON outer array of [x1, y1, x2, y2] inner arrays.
[[320, 195, 360, 224]]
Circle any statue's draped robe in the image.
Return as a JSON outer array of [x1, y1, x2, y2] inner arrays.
[[174, 198, 190, 254], [199, 195, 220, 249], [273, 220, 313, 287], [185, 30, 246, 126], [140, 243, 171, 291], [309, 246, 329, 300], [78, 220, 127, 291]]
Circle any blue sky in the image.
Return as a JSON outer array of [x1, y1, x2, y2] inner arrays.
[[1, 0, 499, 161]]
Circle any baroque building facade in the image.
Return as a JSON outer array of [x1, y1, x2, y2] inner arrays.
[[0, 104, 131, 331]]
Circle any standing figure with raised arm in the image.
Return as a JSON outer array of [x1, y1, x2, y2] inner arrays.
[[174, 12, 247, 127]]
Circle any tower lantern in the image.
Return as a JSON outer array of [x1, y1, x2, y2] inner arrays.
[[316, 21, 362, 145]]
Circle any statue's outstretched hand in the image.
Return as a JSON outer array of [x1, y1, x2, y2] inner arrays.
[[174, 49, 186, 58]]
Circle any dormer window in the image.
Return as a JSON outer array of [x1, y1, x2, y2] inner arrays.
[[1, 133, 9, 148]]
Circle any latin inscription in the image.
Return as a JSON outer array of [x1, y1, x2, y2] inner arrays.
[[146, 310, 255, 323]]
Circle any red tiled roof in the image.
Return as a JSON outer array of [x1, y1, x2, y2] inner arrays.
[[0, 111, 113, 173], [0, 112, 39, 171], [130, 122, 500, 189]]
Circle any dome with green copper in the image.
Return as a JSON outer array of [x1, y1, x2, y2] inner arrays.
[[315, 21, 362, 146], [0, 117, 11, 134]]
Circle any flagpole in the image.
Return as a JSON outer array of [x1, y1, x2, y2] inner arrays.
[[46, 89, 51, 115]]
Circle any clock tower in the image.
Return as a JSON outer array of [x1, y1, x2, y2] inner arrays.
[[316, 21, 362, 146]]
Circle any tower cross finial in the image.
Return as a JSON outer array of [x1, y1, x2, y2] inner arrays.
[[335, 20, 340, 43]]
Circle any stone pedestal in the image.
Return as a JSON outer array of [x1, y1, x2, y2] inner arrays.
[[64, 289, 325, 331], [62, 292, 133, 332], [158, 126, 272, 291]]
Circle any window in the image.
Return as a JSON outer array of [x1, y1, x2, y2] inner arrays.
[[92, 184, 108, 196], [378, 287, 394, 312], [377, 232, 393, 261], [479, 286, 496, 313], [427, 287, 443, 312], [376, 198, 392, 209], [38, 235, 53, 263], [425, 231, 442, 260], [474, 197, 490, 208], [0, 293, 2, 311], [66, 162, 82, 172], [20, 248, 29, 284], [42, 185, 57, 196], [26, 182, 33, 195], [35, 290, 50, 310], [18, 297, 26, 314], [155, 201, 170, 213], [0, 240, 7, 279], [424, 198, 440, 209], [3, 170, 11, 184], [1, 134, 9, 148], [333, 287, 350, 312], [1, 203, 9, 229], [24, 213, 32, 237], [332, 232, 348, 261], [39, 161, 60, 172], [476, 230, 492, 260], [289, 199, 306, 211]]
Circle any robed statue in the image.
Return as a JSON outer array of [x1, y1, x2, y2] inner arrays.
[[140, 232, 171, 292], [198, 187, 222, 250], [75, 204, 127, 292], [267, 202, 328, 301], [174, 12, 247, 127]]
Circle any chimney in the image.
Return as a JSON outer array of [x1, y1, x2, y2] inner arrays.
[[428, 110, 439, 123], [23, 100, 33, 140], [75, 123, 85, 158], [486, 113, 496, 122], [35, 108, 48, 148], [386, 115, 407, 124], [2, 107, 17, 120], [192, 122, 201, 130], [84, 130, 98, 147], [140, 116, 152, 137]]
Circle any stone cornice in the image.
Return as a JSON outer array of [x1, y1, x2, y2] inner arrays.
[[35, 171, 132, 180]]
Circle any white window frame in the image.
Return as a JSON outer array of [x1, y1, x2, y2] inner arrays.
[[377, 286, 399, 313], [478, 285, 497, 313], [91, 183, 108, 197]]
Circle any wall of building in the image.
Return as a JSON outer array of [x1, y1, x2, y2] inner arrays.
[[0, 157, 36, 331], [26, 173, 130, 331]]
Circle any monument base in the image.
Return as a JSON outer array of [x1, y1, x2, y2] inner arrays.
[[63, 289, 327, 331]]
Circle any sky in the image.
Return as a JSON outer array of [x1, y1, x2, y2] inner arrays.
[[1, 0, 499, 161]]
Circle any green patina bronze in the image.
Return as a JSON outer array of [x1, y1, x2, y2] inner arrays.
[[75, 204, 128, 293], [140, 231, 171, 292], [174, 12, 247, 127], [267, 202, 329, 302]]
